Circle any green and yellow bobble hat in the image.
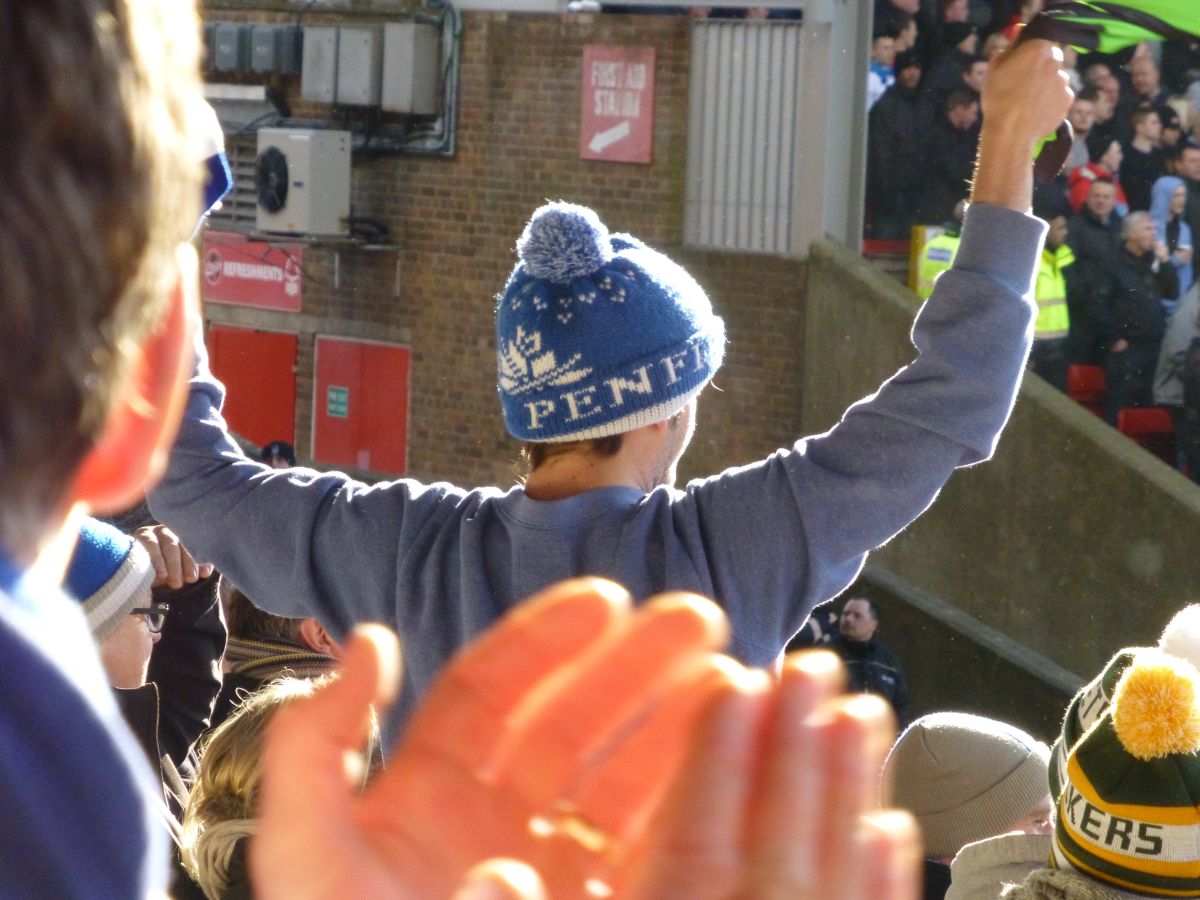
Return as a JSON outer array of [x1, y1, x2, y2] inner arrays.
[[1048, 605, 1200, 898]]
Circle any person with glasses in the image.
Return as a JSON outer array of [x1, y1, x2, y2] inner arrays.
[[132, 601, 171, 635], [65, 516, 224, 900]]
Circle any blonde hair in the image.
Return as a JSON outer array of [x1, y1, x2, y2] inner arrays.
[[181, 676, 382, 898]]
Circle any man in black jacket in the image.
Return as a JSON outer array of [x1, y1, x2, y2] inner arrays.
[[867, 50, 924, 239], [830, 596, 908, 727], [1089, 211, 1179, 422], [920, 89, 980, 225], [1067, 178, 1124, 365], [1120, 106, 1165, 213]]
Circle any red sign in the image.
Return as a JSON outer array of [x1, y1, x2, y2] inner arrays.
[[201, 230, 302, 312], [312, 336, 410, 475], [580, 45, 656, 164]]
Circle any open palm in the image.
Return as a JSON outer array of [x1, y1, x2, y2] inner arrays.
[[251, 578, 919, 899]]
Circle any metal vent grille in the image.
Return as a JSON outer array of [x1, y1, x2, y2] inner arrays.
[[206, 133, 258, 233], [684, 20, 805, 255]]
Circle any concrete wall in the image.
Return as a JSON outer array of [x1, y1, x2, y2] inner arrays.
[[860, 567, 1081, 742], [804, 239, 1200, 686]]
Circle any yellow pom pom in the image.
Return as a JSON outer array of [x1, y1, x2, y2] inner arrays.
[[1112, 650, 1200, 761]]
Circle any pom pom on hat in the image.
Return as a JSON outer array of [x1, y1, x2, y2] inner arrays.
[[1111, 649, 1200, 760], [1051, 606, 1200, 797], [517, 202, 614, 284], [65, 517, 155, 641]]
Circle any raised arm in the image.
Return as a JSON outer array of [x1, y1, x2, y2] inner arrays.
[[678, 41, 1074, 654], [147, 328, 457, 636]]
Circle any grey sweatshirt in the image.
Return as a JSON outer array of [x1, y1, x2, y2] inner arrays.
[[150, 203, 1045, 732]]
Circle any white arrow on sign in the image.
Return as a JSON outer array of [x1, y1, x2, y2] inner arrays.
[[588, 120, 632, 154]]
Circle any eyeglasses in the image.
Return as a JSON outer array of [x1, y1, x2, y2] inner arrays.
[[130, 603, 170, 635]]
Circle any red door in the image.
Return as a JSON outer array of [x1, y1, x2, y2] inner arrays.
[[205, 325, 298, 450], [312, 336, 410, 475]]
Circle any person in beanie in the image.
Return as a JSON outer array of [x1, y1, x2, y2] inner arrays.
[[866, 48, 925, 240], [65, 516, 224, 900], [883, 712, 1053, 900], [67, 517, 158, 677], [1007, 604, 1200, 899], [151, 39, 1072, 738]]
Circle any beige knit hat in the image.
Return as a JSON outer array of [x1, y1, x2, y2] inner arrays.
[[884, 712, 1051, 859]]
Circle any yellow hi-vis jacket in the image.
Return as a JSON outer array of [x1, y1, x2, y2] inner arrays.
[[1034, 244, 1073, 340], [916, 232, 960, 300]]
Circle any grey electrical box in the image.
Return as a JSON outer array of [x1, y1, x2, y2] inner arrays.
[[251, 24, 302, 75], [301, 26, 339, 103], [336, 26, 384, 106], [213, 23, 251, 73], [381, 23, 440, 115]]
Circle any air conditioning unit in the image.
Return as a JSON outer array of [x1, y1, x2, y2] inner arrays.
[[255, 128, 351, 236]]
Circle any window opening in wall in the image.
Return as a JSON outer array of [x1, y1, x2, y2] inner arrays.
[[684, 19, 805, 255]]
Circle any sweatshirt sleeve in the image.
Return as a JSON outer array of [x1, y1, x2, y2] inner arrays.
[[147, 327, 459, 634], [678, 203, 1045, 655]]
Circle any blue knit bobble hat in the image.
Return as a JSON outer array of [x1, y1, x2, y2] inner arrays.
[[65, 517, 155, 641], [497, 201, 725, 442]]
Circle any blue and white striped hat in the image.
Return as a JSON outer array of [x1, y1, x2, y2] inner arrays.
[[65, 518, 154, 640]]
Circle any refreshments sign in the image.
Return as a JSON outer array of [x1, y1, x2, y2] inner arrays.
[[202, 231, 302, 312]]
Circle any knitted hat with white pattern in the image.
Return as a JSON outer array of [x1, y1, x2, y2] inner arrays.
[[495, 201, 725, 442]]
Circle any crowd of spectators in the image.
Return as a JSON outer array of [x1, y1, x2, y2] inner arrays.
[[867, 0, 1200, 480]]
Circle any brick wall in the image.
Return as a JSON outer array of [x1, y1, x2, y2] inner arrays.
[[202, 6, 807, 487]]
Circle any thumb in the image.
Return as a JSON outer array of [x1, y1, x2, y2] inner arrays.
[[452, 859, 547, 900]]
